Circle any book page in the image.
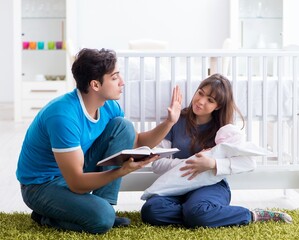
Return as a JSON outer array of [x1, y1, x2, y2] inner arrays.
[[135, 146, 151, 150], [151, 147, 178, 154], [121, 146, 152, 155]]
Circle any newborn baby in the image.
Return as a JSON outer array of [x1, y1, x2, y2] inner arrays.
[[141, 124, 267, 200]]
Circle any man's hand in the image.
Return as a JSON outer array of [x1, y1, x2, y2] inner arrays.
[[179, 152, 216, 180], [120, 155, 160, 175]]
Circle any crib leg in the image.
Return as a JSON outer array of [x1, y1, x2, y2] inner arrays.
[[283, 189, 288, 198]]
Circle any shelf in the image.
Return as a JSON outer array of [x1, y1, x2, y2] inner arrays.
[[14, 0, 74, 121], [22, 49, 66, 52], [22, 50, 66, 82], [239, 17, 282, 20], [22, 17, 65, 20], [22, 80, 66, 83], [22, 0, 66, 20], [22, 50, 66, 55]]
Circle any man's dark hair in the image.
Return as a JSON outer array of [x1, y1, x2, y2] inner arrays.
[[71, 48, 117, 93]]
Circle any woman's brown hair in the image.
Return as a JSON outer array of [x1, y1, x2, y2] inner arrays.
[[181, 73, 244, 152]]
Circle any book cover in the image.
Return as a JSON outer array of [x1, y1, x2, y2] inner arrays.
[[96, 146, 179, 166]]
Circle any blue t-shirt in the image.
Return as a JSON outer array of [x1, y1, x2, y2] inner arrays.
[[165, 116, 211, 158], [16, 89, 124, 185]]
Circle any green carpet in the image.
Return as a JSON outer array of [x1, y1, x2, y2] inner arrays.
[[1, 210, 299, 240]]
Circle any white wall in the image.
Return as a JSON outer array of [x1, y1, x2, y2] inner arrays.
[[77, 0, 230, 50], [0, 0, 15, 102], [0, 0, 230, 103], [283, 0, 299, 47]]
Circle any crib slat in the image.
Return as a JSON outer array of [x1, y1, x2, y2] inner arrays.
[[246, 56, 253, 141], [217, 56, 222, 74], [201, 56, 207, 79], [124, 57, 130, 120], [277, 56, 283, 164], [186, 56, 192, 104], [155, 57, 161, 125], [262, 56, 268, 165], [139, 57, 145, 132], [170, 56, 176, 89], [292, 56, 298, 164], [231, 56, 238, 124]]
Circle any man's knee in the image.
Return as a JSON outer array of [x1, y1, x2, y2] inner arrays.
[[83, 203, 115, 234], [110, 117, 135, 137]]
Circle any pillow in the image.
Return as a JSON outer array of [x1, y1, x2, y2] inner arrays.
[[118, 57, 170, 81], [128, 39, 168, 50]]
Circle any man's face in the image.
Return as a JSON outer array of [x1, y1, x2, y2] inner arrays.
[[100, 65, 125, 100]]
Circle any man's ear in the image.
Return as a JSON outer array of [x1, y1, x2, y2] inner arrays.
[[90, 80, 101, 91]]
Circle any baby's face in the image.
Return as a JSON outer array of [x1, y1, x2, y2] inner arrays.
[[215, 125, 245, 145]]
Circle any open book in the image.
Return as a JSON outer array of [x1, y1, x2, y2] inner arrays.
[[96, 146, 179, 166]]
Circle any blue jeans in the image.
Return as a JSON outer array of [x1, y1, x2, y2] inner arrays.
[[21, 117, 135, 234], [141, 180, 252, 228]]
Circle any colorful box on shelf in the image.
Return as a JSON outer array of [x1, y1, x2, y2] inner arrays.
[[29, 41, 36, 49], [37, 41, 44, 50], [23, 41, 38, 50], [23, 41, 66, 50], [48, 41, 55, 50], [23, 42, 29, 49], [56, 41, 63, 49], [49, 41, 66, 50]]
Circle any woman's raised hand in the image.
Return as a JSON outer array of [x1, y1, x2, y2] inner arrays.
[[167, 85, 182, 124]]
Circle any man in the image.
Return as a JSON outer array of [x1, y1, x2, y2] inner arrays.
[[16, 48, 182, 234]]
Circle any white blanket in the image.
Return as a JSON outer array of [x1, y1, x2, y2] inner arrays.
[[141, 125, 267, 200]]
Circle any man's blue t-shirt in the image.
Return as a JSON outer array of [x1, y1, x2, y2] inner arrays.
[[16, 89, 124, 185]]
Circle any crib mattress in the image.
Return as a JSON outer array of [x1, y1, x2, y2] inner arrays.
[[118, 77, 298, 120]]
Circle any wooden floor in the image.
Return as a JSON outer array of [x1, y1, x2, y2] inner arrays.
[[1, 103, 299, 213]]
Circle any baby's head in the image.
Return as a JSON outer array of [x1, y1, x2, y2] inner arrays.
[[215, 124, 245, 145]]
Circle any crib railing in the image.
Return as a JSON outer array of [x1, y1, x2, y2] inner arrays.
[[116, 50, 299, 190]]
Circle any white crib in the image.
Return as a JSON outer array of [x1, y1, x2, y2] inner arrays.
[[116, 50, 299, 191]]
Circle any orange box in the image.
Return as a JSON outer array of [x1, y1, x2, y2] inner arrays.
[[29, 41, 36, 50]]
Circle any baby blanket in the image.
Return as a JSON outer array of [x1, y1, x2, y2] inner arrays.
[[141, 124, 267, 200]]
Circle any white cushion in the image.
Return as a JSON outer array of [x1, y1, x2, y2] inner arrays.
[[128, 39, 168, 50]]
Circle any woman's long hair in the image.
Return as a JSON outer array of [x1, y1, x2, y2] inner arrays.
[[181, 73, 244, 152]]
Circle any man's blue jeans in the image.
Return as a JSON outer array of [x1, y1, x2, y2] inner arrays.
[[21, 117, 135, 234]]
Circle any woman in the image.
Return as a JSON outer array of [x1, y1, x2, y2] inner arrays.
[[141, 74, 292, 227]]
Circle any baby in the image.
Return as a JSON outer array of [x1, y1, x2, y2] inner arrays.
[[141, 124, 267, 200]]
